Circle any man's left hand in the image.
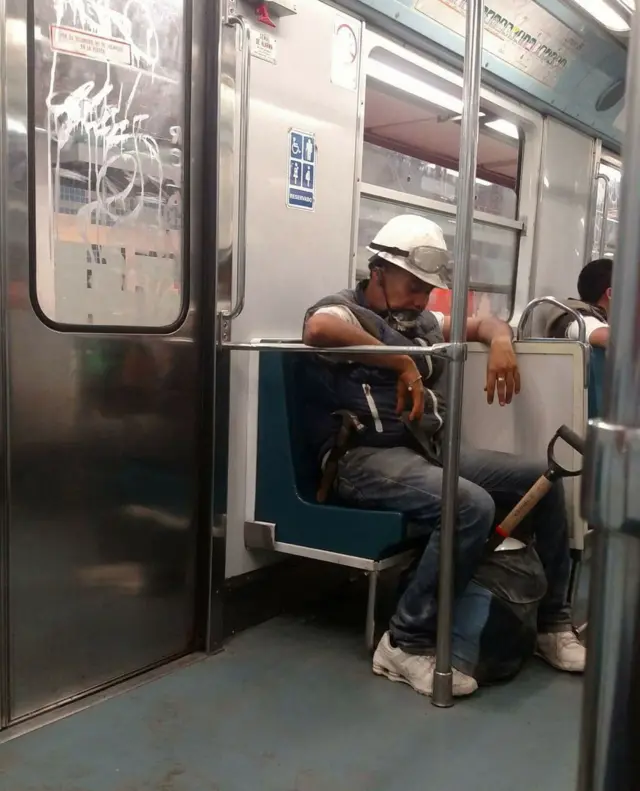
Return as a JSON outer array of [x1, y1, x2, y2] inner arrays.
[[485, 337, 520, 406]]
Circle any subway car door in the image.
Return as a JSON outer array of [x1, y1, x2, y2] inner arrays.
[[0, 0, 212, 724]]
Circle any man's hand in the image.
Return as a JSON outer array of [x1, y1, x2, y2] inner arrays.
[[485, 337, 521, 406], [396, 359, 425, 421], [441, 314, 520, 404]]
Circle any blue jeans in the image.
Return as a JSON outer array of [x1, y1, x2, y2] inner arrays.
[[337, 445, 572, 654]]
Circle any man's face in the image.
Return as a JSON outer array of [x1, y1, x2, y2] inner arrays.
[[375, 264, 433, 313]]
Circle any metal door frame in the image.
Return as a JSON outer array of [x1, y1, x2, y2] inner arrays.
[[0, 0, 30, 728], [0, 0, 8, 731], [193, 0, 226, 654]]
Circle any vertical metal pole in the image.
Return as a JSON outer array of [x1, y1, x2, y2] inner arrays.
[[365, 569, 379, 653], [578, 8, 640, 789], [431, 0, 483, 708], [0, 0, 11, 731]]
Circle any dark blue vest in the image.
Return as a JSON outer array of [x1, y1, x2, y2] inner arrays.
[[301, 285, 448, 461]]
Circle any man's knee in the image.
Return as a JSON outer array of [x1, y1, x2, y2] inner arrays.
[[506, 458, 567, 510], [508, 457, 548, 490]]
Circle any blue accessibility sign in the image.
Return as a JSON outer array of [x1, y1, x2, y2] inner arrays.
[[287, 129, 315, 210]]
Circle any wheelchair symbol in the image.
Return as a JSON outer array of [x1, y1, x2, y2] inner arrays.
[[290, 132, 303, 159]]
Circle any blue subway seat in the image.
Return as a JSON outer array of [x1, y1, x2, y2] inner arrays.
[[254, 352, 411, 560], [588, 346, 605, 420]]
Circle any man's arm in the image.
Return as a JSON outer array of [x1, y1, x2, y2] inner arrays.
[[589, 327, 609, 347], [440, 314, 520, 405], [440, 314, 512, 344], [303, 310, 425, 420], [567, 317, 609, 348], [304, 311, 410, 372]]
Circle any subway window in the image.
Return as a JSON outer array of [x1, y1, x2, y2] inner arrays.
[[32, 9, 185, 329], [591, 157, 620, 261], [358, 47, 523, 320]]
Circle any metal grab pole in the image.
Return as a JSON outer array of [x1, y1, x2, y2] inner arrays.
[[578, 7, 640, 789], [431, 0, 483, 708]]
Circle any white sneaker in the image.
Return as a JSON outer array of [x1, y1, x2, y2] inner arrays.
[[536, 630, 586, 673], [372, 632, 478, 697]]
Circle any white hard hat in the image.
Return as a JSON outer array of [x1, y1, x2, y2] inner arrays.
[[367, 214, 451, 290]]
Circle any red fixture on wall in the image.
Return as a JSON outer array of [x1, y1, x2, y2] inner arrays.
[[255, 3, 276, 26]]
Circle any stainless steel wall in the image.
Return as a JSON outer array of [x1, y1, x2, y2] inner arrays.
[[220, 0, 363, 578], [0, 0, 210, 722], [530, 118, 597, 301]]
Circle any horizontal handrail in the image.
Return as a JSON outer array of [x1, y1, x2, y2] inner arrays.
[[219, 335, 591, 359], [219, 340, 455, 357]]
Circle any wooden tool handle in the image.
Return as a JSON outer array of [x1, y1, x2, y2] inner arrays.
[[497, 475, 553, 537]]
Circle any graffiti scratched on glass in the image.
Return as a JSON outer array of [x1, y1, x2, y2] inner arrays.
[[42, 0, 183, 325]]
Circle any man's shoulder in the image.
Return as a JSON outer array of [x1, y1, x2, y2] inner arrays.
[[308, 289, 358, 312], [566, 298, 606, 319], [419, 309, 445, 330]]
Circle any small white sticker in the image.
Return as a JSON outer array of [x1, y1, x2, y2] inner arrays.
[[331, 16, 358, 91], [50, 25, 132, 66], [252, 30, 277, 65]]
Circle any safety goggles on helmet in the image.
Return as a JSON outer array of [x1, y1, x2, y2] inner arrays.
[[368, 242, 452, 289]]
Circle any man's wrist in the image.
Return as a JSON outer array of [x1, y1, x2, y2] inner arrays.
[[490, 331, 514, 348]]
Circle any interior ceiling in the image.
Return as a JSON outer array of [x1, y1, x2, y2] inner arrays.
[[364, 86, 519, 184]]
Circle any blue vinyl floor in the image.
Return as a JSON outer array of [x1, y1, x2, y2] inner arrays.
[[0, 611, 582, 791]]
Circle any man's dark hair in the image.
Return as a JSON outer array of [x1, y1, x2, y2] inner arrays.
[[578, 258, 613, 304]]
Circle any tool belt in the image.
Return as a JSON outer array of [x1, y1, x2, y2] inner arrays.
[[316, 410, 365, 503], [316, 410, 442, 503]]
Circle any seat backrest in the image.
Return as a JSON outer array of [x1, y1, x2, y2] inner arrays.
[[525, 299, 605, 419], [253, 349, 408, 559], [282, 352, 321, 502], [461, 341, 588, 550], [256, 351, 317, 507], [588, 346, 606, 419]]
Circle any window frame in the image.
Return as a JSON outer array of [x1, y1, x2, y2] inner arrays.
[[590, 151, 621, 262], [351, 28, 545, 324], [356, 194, 520, 320], [28, 6, 191, 335]]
